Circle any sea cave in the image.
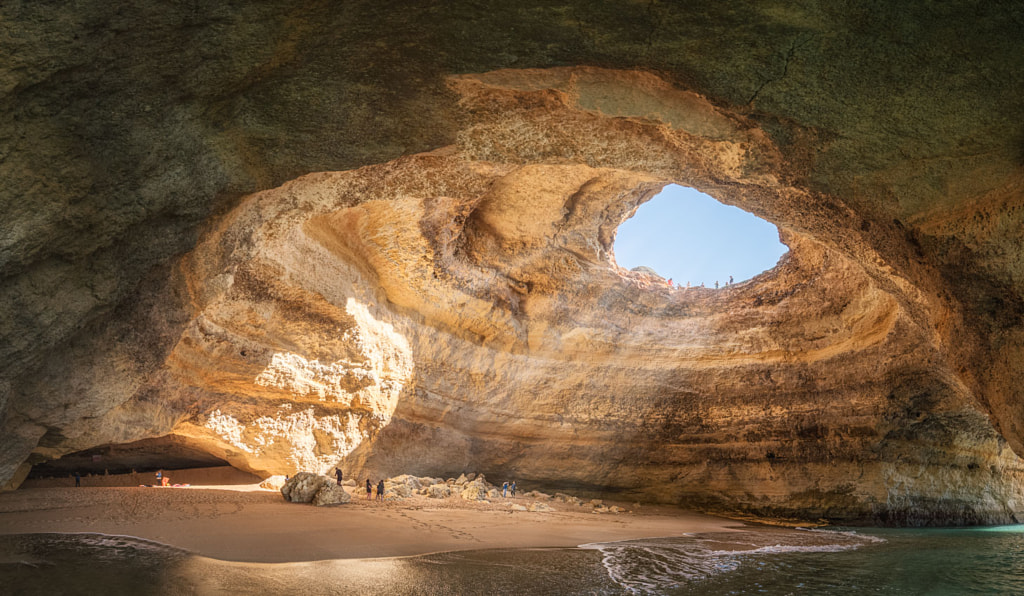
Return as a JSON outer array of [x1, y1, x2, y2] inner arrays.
[[1, 1, 1023, 593]]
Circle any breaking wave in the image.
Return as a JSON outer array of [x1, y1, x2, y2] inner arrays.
[[581, 528, 886, 594]]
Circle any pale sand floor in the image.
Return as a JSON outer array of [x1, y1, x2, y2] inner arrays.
[[0, 468, 743, 563]]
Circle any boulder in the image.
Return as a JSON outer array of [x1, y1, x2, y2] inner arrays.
[[342, 479, 356, 487], [528, 502, 554, 512], [589, 499, 603, 508], [460, 483, 488, 501], [428, 484, 452, 499], [455, 473, 469, 485], [417, 476, 441, 487], [465, 472, 477, 482], [312, 483, 352, 506], [608, 506, 625, 513], [389, 474, 422, 490], [510, 504, 528, 511], [487, 488, 500, 499], [281, 472, 332, 503], [385, 482, 413, 498]]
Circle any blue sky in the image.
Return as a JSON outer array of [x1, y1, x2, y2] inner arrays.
[[613, 184, 787, 286]]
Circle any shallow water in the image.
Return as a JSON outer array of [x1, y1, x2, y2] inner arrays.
[[1, 525, 1021, 595]]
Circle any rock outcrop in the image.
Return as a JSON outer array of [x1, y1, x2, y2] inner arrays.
[[312, 484, 352, 507], [280, 472, 350, 506], [2, 2, 1024, 526]]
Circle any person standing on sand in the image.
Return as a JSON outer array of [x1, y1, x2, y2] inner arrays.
[[366, 479, 372, 500], [335, 467, 343, 486], [502, 481, 508, 498], [510, 480, 517, 498], [74, 472, 81, 487], [377, 479, 385, 502], [155, 470, 162, 487]]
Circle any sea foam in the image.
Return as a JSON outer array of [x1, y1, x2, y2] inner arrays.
[[581, 528, 886, 594]]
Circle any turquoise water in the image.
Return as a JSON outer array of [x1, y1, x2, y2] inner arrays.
[[1, 525, 1021, 595]]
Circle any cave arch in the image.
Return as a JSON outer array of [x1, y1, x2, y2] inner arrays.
[[6, 67, 1023, 525]]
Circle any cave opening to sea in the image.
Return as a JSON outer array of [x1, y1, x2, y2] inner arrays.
[[613, 184, 788, 288]]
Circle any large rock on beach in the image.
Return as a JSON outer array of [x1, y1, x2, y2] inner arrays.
[[281, 472, 332, 503], [312, 483, 352, 506], [427, 484, 451, 499], [460, 483, 488, 501], [385, 482, 413, 498]]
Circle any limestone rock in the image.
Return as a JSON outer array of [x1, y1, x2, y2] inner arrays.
[[281, 472, 332, 503], [385, 482, 413, 499], [509, 504, 527, 511], [528, 502, 554, 512], [460, 484, 488, 501], [312, 484, 351, 507], [427, 484, 451, 499], [555, 493, 581, 506]]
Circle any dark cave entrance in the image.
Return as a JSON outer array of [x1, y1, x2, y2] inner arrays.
[[26, 435, 233, 479]]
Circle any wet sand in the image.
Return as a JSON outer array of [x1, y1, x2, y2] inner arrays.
[[0, 468, 740, 563]]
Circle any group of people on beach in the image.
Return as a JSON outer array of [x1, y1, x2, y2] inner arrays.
[[336, 467, 387, 502], [365, 478, 386, 501], [333, 467, 523, 502]]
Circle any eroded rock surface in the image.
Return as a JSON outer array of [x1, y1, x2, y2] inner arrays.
[[2, 3, 1024, 525]]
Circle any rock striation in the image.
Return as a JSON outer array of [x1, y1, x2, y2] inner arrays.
[[2, 2, 1024, 526]]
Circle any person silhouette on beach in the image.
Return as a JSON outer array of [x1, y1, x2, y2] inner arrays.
[[335, 467, 343, 486], [74, 472, 81, 487], [366, 479, 372, 500], [376, 479, 385, 502]]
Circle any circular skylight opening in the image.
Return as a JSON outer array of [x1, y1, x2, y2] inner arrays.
[[614, 184, 788, 288]]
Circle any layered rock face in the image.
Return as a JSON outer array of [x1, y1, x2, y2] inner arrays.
[[2, 3, 1024, 525]]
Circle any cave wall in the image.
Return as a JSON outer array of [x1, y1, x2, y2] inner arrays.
[[2, 1, 1023, 524]]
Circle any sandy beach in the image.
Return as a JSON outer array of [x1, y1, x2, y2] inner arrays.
[[0, 467, 741, 564]]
